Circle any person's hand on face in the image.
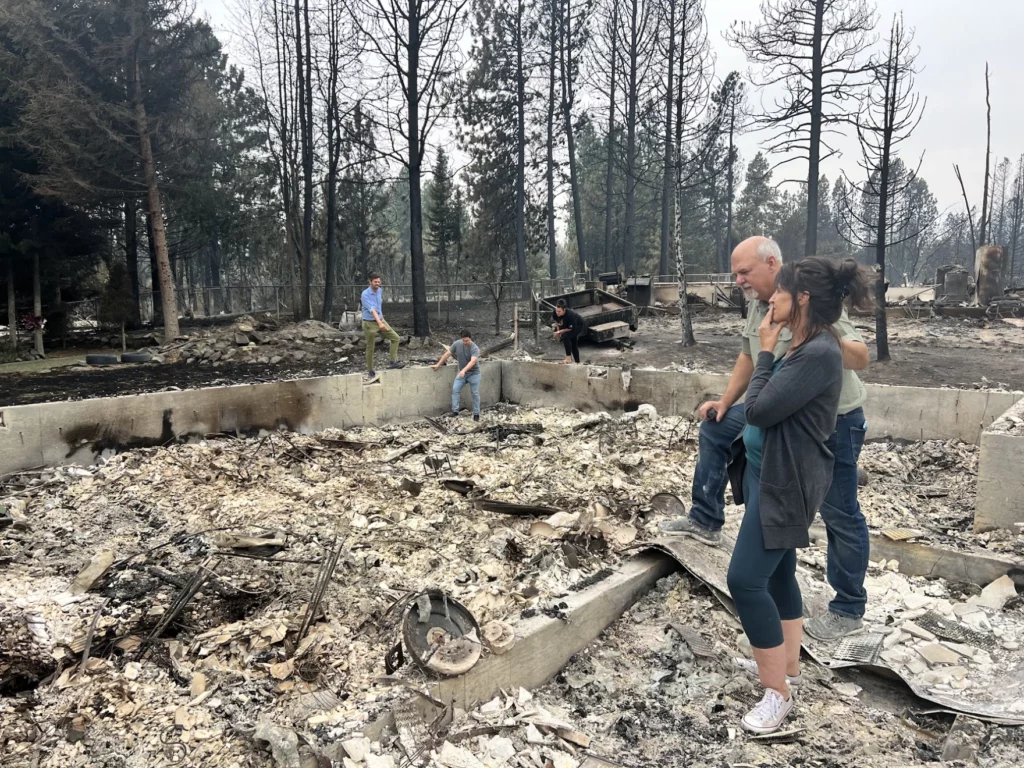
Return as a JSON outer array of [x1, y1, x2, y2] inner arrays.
[[758, 303, 786, 353]]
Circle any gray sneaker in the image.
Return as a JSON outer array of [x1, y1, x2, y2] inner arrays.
[[804, 611, 864, 641], [657, 516, 722, 546]]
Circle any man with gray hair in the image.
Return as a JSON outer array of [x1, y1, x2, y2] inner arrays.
[[659, 236, 873, 641]]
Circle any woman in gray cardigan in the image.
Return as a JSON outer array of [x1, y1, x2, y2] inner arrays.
[[727, 257, 875, 734]]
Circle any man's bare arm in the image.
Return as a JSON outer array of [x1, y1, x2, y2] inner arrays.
[[840, 339, 869, 371], [432, 349, 451, 369], [698, 353, 754, 420]]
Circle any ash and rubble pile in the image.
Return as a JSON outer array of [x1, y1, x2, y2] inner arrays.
[[2, 404, 1023, 767], [145, 317, 427, 368]]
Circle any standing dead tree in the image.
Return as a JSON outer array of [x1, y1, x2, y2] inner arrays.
[[544, 0, 559, 278], [729, 0, 875, 257], [617, 0, 658, 274], [353, 0, 468, 338], [295, 0, 314, 319], [240, 0, 303, 317], [834, 14, 924, 362], [952, 64, 995, 255], [1010, 156, 1024, 284], [953, 164, 978, 254], [586, 0, 620, 273], [558, 0, 590, 273], [658, 0, 711, 279], [979, 63, 992, 246], [316, 0, 360, 322], [671, 0, 711, 346]]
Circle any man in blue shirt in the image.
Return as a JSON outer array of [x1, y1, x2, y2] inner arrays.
[[361, 273, 401, 381], [432, 330, 482, 421]]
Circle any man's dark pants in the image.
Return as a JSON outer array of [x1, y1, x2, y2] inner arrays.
[[689, 403, 869, 619]]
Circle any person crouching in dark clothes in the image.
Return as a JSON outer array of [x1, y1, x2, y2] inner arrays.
[[726, 257, 875, 735], [552, 299, 584, 363]]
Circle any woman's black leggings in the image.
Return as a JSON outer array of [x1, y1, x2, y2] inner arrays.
[[562, 335, 580, 362], [726, 463, 803, 648]]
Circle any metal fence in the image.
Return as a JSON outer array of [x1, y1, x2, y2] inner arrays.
[[11, 274, 742, 340], [46, 278, 578, 335]]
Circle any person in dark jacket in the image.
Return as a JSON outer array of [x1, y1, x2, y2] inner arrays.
[[552, 299, 584, 363], [726, 257, 875, 735]]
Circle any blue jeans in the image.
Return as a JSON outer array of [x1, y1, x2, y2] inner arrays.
[[690, 403, 747, 530], [727, 463, 802, 649], [819, 408, 869, 618], [689, 404, 870, 619], [452, 371, 481, 415]]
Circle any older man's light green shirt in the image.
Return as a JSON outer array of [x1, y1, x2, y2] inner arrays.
[[741, 300, 867, 415]]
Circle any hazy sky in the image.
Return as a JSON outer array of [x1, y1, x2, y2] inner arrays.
[[195, 0, 1024, 216]]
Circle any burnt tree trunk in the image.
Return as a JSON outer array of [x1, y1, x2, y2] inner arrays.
[[805, 0, 825, 257], [295, 0, 314, 320], [979, 63, 992, 246], [514, 0, 528, 284], [725, 97, 736, 264], [623, 0, 640, 273], [133, 48, 179, 340], [659, 0, 676, 279], [545, 0, 557, 279], [602, 2, 619, 273], [408, 2, 430, 337], [560, 0, 586, 273]]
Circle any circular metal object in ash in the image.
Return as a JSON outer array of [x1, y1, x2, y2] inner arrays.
[[650, 492, 686, 518], [402, 590, 481, 677], [297, 658, 322, 682]]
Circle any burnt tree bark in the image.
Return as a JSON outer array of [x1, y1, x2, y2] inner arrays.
[[132, 46, 178, 340], [559, 0, 587, 272], [979, 63, 992, 246], [545, 0, 558, 278], [659, 0, 677, 278], [514, 0, 528, 284], [294, 0, 313, 320], [601, 1, 619, 273], [729, 0, 875, 258]]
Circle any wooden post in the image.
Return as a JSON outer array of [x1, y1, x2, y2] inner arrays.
[[513, 301, 519, 350]]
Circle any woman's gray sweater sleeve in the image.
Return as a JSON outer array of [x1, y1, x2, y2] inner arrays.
[[745, 344, 841, 429]]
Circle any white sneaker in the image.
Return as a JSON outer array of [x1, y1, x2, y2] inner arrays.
[[741, 688, 795, 735], [733, 657, 803, 686]]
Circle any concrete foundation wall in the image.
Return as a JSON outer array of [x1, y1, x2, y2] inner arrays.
[[500, 362, 1021, 445], [0, 362, 501, 475], [1, 361, 1021, 534], [975, 399, 1024, 532]]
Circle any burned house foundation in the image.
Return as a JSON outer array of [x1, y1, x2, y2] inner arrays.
[[2, 362, 1024, 767]]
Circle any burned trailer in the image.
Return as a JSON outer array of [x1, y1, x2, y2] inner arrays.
[[540, 287, 640, 343]]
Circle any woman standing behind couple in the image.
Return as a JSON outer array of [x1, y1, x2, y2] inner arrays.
[[728, 256, 875, 734]]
